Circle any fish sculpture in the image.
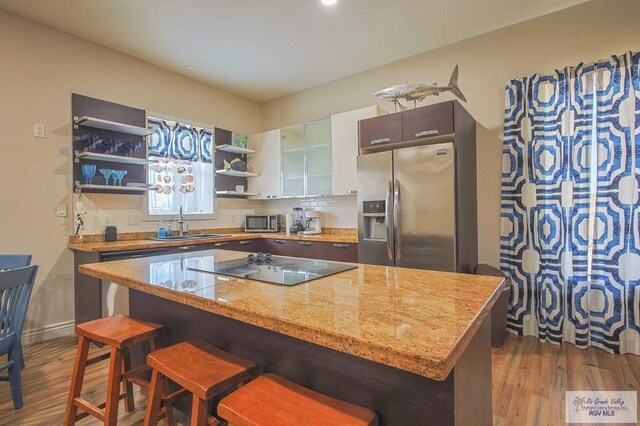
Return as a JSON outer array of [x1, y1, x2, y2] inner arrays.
[[373, 65, 467, 111]]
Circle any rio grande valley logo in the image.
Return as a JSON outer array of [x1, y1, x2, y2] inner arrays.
[[566, 392, 637, 423]]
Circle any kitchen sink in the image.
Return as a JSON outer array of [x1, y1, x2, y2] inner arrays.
[[149, 233, 231, 241]]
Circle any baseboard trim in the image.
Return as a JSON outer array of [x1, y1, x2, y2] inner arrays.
[[22, 320, 76, 345]]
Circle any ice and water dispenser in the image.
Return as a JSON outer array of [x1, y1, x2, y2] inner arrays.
[[362, 200, 387, 241]]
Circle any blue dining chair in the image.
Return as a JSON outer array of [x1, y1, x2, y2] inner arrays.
[[0, 254, 32, 371], [0, 265, 38, 409], [0, 255, 32, 271]]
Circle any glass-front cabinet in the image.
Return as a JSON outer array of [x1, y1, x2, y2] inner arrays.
[[281, 118, 332, 197], [281, 124, 306, 197]]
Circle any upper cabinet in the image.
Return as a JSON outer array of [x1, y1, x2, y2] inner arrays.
[[247, 129, 281, 200], [359, 101, 457, 152], [331, 106, 379, 195], [305, 118, 332, 196], [281, 124, 307, 197], [281, 118, 333, 198], [358, 112, 402, 150], [247, 105, 381, 199]]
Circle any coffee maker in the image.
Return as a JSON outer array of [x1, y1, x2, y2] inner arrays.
[[303, 211, 322, 235]]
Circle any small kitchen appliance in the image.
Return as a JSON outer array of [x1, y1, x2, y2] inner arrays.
[[290, 208, 305, 234], [244, 214, 280, 232], [303, 211, 322, 235]]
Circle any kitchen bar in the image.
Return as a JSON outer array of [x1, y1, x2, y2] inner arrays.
[[79, 249, 504, 425]]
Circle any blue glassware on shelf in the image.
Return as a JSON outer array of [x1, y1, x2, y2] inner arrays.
[[112, 170, 128, 186], [81, 164, 96, 185], [99, 169, 114, 186], [129, 141, 142, 157]]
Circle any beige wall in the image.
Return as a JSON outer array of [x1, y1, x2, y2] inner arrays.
[[3, 0, 640, 339], [0, 9, 263, 339], [261, 0, 640, 266]]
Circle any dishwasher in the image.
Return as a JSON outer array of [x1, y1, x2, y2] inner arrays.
[[99, 248, 170, 317]]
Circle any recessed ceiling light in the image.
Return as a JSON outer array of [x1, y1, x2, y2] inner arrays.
[[183, 65, 196, 72], [321, 0, 337, 5]]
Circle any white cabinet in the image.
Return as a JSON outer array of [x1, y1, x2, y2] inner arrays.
[[331, 106, 379, 196], [281, 118, 333, 197], [247, 130, 281, 199]]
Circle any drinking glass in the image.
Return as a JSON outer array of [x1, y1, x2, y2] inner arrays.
[[81, 164, 96, 185], [99, 169, 114, 185], [112, 170, 128, 186]]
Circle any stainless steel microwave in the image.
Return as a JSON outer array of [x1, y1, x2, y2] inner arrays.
[[244, 214, 280, 232]]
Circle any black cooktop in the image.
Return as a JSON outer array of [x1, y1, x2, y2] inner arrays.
[[186, 252, 357, 286]]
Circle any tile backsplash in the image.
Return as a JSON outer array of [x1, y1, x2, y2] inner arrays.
[[261, 195, 357, 228], [73, 194, 357, 237]]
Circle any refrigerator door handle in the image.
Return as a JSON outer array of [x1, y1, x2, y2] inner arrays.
[[394, 179, 401, 261], [385, 180, 393, 262]]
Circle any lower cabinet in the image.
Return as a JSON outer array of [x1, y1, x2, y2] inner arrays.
[[264, 239, 357, 262], [317, 242, 358, 262], [212, 238, 358, 262]]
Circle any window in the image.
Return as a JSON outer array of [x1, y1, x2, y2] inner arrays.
[[146, 116, 215, 218]]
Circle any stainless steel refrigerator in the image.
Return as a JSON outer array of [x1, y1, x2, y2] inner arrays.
[[357, 142, 470, 272]]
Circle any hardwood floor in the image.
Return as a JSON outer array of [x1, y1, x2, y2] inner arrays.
[[0, 334, 638, 425]]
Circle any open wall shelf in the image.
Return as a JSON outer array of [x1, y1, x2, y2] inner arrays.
[[216, 169, 259, 177], [215, 144, 255, 154], [216, 191, 259, 197], [74, 115, 153, 136], [75, 152, 149, 165], [75, 184, 152, 193]]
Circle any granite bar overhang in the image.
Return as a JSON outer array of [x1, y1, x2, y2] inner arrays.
[[78, 249, 503, 381]]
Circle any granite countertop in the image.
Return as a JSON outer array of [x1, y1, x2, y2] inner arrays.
[[78, 250, 503, 381], [69, 230, 357, 253]]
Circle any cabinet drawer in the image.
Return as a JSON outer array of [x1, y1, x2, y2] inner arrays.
[[402, 102, 454, 141], [265, 239, 296, 257], [221, 239, 264, 253], [359, 113, 403, 149], [317, 242, 358, 262]]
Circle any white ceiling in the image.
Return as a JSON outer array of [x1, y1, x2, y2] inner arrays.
[[0, 0, 589, 102]]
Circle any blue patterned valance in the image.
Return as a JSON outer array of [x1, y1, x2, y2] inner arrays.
[[148, 117, 213, 163]]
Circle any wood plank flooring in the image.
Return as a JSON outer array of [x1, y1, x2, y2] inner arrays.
[[0, 334, 638, 425]]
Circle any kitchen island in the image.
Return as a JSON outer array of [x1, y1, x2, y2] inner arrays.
[[79, 249, 503, 425]]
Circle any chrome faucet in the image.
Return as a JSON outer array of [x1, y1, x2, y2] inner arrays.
[[178, 206, 188, 236]]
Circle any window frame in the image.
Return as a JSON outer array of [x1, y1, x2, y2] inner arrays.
[[142, 111, 217, 222]]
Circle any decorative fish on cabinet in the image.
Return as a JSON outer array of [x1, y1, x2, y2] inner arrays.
[[373, 65, 467, 111]]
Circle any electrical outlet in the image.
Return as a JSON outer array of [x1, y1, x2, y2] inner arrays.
[[104, 216, 116, 226], [128, 214, 142, 226], [231, 214, 237, 223], [33, 123, 46, 138]]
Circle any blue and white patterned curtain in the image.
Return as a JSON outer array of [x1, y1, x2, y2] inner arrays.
[[501, 51, 640, 355], [147, 117, 213, 163]]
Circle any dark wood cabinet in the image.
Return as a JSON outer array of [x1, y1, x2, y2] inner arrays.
[[315, 242, 358, 262], [223, 238, 265, 253], [263, 239, 357, 262], [402, 102, 454, 141], [358, 101, 457, 152], [358, 112, 403, 149]]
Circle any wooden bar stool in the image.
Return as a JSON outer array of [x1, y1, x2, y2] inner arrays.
[[218, 373, 378, 426], [144, 339, 256, 426], [63, 315, 163, 426]]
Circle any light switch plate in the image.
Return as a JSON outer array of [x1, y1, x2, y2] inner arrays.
[[33, 123, 46, 138], [56, 204, 67, 217]]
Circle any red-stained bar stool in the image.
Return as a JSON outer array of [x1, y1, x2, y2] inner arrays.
[[144, 340, 257, 426], [218, 373, 378, 426], [63, 314, 164, 426]]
